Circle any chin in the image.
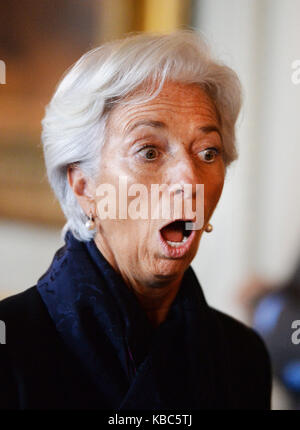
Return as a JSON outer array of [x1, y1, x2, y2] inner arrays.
[[147, 260, 188, 285]]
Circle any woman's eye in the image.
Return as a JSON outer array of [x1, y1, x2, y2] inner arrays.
[[198, 148, 219, 163], [138, 146, 159, 161]]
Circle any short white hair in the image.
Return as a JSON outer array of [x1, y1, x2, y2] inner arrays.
[[41, 31, 242, 242]]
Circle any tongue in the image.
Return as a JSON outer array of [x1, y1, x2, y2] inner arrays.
[[161, 222, 184, 242]]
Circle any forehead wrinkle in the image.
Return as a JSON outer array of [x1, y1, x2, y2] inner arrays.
[[124, 119, 166, 136], [117, 104, 219, 136], [122, 99, 216, 113], [107, 83, 220, 139]]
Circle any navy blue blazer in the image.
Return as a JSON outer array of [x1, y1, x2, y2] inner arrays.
[[0, 231, 272, 410]]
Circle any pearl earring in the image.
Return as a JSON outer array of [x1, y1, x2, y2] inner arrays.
[[85, 212, 95, 230], [205, 223, 213, 233]]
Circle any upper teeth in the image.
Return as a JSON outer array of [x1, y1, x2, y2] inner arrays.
[[166, 236, 188, 247]]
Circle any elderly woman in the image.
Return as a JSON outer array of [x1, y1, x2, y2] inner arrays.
[[0, 32, 271, 410]]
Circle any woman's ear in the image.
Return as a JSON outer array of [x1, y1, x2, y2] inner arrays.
[[67, 165, 95, 216]]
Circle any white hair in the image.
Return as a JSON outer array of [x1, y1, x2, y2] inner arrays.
[[41, 31, 242, 242]]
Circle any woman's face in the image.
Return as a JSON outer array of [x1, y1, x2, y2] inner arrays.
[[93, 81, 225, 288]]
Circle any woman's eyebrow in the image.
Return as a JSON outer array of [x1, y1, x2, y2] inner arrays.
[[125, 121, 222, 140], [198, 125, 222, 141], [125, 120, 166, 135]]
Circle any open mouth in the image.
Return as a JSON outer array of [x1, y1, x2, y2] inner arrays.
[[160, 220, 193, 247], [158, 219, 196, 259]]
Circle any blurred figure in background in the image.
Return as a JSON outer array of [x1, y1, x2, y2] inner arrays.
[[239, 252, 300, 409]]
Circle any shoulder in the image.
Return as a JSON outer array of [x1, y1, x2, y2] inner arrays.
[[0, 286, 58, 353], [211, 307, 269, 352], [0, 286, 60, 365], [0, 286, 39, 315], [210, 306, 271, 365], [0, 287, 48, 409], [0, 286, 50, 331], [0, 287, 72, 409], [210, 307, 272, 408], [0, 286, 54, 356]]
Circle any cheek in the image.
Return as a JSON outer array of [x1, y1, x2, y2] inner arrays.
[[203, 167, 225, 213], [98, 219, 139, 258]]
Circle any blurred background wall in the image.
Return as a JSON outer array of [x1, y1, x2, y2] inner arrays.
[[1, 0, 300, 409]]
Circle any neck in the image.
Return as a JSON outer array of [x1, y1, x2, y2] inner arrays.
[[129, 277, 183, 328], [94, 234, 183, 327]]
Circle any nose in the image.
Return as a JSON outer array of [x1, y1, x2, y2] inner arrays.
[[167, 148, 199, 199]]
